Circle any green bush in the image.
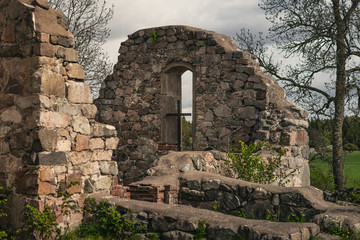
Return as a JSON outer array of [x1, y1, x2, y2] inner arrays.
[[194, 220, 207, 240], [80, 199, 146, 239], [344, 143, 359, 152], [24, 205, 60, 240], [310, 166, 336, 192], [226, 139, 294, 186]]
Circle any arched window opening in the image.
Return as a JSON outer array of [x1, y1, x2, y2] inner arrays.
[[181, 70, 193, 150]]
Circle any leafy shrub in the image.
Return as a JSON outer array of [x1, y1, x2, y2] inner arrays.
[[265, 209, 279, 222], [82, 199, 146, 239], [194, 220, 207, 240], [24, 205, 60, 240], [226, 139, 294, 186], [58, 181, 80, 215], [287, 212, 305, 223], [310, 166, 335, 192]]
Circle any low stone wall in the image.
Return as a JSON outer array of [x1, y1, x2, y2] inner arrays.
[[88, 193, 321, 240], [177, 171, 360, 231], [179, 172, 320, 222]]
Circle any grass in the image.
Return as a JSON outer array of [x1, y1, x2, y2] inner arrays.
[[310, 151, 360, 188]]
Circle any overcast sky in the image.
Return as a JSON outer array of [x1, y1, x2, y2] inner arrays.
[[102, 0, 269, 120]]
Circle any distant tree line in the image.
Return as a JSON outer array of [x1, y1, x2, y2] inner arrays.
[[308, 116, 360, 151]]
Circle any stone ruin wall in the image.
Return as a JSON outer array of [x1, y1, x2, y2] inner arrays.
[[95, 25, 310, 186], [0, 0, 119, 229]]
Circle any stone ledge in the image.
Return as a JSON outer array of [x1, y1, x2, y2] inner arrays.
[[88, 194, 321, 240]]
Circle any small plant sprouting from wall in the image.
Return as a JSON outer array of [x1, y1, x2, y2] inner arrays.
[[0, 186, 8, 240], [194, 219, 207, 240], [287, 212, 305, 223], [150, 30, 158, 44], [226, 138, 296, 186]]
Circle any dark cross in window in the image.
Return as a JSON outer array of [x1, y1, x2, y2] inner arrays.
[[166, 100, 191, 151]]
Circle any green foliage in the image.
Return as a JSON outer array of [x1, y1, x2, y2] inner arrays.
[[150, 30, 158, 44], [310, 150, 360, 189], [212, 200, 218, 212], [0, 186, 7, 218], [182, 117, 192, 150], [0, 231, 8, 240], [344, 143, 359, 152], [83, 197, 96, 213], [324, 220, 360, 240], [287, 212, 305, 223], [194, 220, 207, 240], [84, 200, 146, 239], [24, 205, 60, 240], [0, 186, 9, 240], [265, 209, 279, 222], [226, 139, 293, 186], [237, 209, 247, 219], [58, 181, 80, 215], [310, 166, 336, 192]]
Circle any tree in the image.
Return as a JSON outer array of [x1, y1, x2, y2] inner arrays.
[[236, 0, 360, 190], [49, 0, 114, 97]]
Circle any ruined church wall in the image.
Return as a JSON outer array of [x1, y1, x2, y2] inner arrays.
[[96, 25, 310, 187], [0, 0, 118, 229]]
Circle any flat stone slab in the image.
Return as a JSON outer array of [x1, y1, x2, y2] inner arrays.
[[90, 193, 320, 239]]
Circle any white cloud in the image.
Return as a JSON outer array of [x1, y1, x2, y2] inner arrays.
[[103, 0, 268, 63]]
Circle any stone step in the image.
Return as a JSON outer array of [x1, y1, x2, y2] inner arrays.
[[90, 193, 321, 240]]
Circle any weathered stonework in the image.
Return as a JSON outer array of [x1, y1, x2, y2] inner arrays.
[[95, 25, 310, 186], [0, 0, 118, 230]]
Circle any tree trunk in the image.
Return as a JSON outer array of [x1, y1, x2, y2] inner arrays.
[[332, 0, 346, 191]]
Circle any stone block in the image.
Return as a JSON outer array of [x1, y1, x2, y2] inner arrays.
[[34, 43, 55, 57], [94, 176, 112, 190], [0, 141, 10, 154], [74, 134, 89, 151], [56, 140, 71, 152], [41, 73, 65, 97], [80, 104, 98, 119], [0, 126, 11, 138], [57, 103, 81, 116], [39, 111, 70, 128], [202, 179, 220, 190], [38, 181, 56, 195], [38, 129, 57, 151], [39, 166, 55, 183], [16, 167, 38, 195], [99, 161, 118, 175], [91, 123, 117, 137], [66, 173, 81, 194], [0, 107, 21, 123], [213, 104, 231, 118], [83, 162, 100, 175], [66, 81, 92, 103], [66, 63, 85, 79], [53, 165, 67, 174], [2, 21, 16, 43], [72, 116, 91, 135], [38, 152, 67, 165], [15, 95, 40, 109], [69, 151, 92, 165], [105, 137, 119, 150], [91, 150, 113, 161], [64, 48, 79, 62], [90, 138, 104, 150], [36, 32, 50, 42], [0, 95, 14, 110]]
